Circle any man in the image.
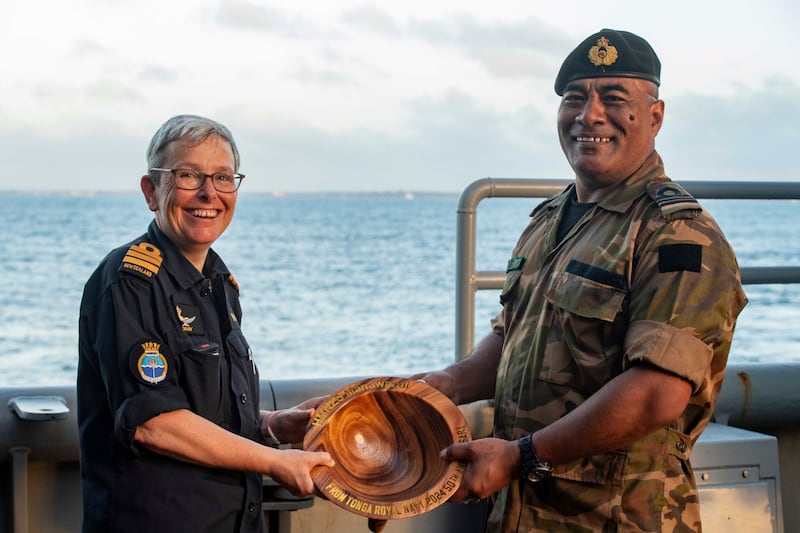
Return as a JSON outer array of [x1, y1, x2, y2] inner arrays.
[[424, 30, 747, 531], [77, 115, 333, 533]]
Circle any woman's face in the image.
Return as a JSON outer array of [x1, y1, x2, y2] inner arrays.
[[141, 135, 238, 269]]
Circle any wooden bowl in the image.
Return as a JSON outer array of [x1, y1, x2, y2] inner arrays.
[[303, 377, 471, 520]]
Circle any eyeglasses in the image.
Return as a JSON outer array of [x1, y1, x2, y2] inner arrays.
[[149, 168, 245, 193]]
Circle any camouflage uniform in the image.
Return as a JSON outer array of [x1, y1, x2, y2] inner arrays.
[[489, 152, 747, 532]]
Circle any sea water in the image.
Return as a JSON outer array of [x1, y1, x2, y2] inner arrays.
[[1, 191, 798, 386]]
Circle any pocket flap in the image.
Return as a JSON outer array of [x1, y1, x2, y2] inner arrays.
[[545, 270, 626, 322]]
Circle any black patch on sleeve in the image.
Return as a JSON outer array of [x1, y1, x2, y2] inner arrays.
[[566, 260, 626, 289], [659, 244, 702, 273]]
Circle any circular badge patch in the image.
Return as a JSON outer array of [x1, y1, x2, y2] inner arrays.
[[136, 341, 169, 384]]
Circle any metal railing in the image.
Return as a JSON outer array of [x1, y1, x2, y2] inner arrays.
[[455, 179, 800, 359]]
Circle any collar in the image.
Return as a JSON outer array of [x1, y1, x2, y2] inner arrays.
[[594, 151, 666, 214], [543, 151, 666, 216], [146, 221, 230, 290]]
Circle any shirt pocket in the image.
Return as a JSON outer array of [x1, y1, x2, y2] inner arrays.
[[179, 334, 226, 420], [227, 327, 259, 385], [552, 450, 629, 486], [539, 266, 627, 388], [227, 327, 250, 359], [545, 261, 627, 321]]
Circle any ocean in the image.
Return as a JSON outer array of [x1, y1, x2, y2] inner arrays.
[[2, 190, 798, 387]]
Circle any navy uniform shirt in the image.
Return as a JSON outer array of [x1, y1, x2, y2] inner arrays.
[[78, 221, 266, 533]]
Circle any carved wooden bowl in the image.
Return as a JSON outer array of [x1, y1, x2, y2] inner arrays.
[[304, 377, 471, 520]]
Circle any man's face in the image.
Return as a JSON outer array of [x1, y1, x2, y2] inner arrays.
[[557, 77, 664, 199], [142, 135, 238, 262]]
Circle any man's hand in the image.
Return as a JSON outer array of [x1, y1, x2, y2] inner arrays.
[[441, 437, 520, 501], [411, 332, 503, 406], [410, 370, 457, 402], [261, 395, 328, 445]]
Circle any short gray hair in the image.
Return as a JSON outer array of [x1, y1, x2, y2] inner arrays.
[[146, 115, 240, 177]]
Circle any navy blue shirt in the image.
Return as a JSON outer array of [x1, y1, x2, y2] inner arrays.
[[78, 221, 265, 533]]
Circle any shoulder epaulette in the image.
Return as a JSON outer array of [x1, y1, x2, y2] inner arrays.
[[647, 181, 701, 218], [119, 242, 163, 281], [529, 195, 560, 218], [227, 273, 240, 293]]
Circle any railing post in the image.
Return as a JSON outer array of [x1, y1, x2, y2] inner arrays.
[[9, 447, 30, 533]]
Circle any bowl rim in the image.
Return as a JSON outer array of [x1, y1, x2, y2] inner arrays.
[[303, 376, 471, 520]]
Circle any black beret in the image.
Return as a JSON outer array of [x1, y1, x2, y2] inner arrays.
[[554, 29, 661, 95]]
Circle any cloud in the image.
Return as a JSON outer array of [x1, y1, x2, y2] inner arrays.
[[4, 4, 799, 196], [659, 77, 800, 180], [408, 12, 568, 53], [214, 0, 324, 38], [71, 39, 111, 59], [341, 9, 569, 81], [0, 127, 143, 192], [340, 4, 400, 35], [1, 90, 558, 194], [85, 80, 144, 104], [139, 65, 180, 83], [7, 80, 798, 193], [234, 90, 564, 193], [470, 48, 554, 80], [290, 60, 358, 86]]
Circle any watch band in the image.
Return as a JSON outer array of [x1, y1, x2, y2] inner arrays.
[[518, 434, 553, 483]]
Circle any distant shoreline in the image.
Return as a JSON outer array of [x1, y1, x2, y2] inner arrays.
[[0, 190, 459, 198]]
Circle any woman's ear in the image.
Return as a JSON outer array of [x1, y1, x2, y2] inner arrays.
[[140, 175, 159, 212]]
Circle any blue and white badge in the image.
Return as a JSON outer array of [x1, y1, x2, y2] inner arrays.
[[137, 341, 168, 384]]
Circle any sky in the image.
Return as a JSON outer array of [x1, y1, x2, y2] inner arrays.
[[3, 0, 799, 193]]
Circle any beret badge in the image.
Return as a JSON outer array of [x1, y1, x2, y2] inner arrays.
[[588, 36, 618, 67]]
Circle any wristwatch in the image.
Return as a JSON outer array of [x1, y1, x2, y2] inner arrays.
[[518, 434, 552, 483]]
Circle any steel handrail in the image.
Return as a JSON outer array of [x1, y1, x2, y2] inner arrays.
[[455, 178, 800, 359]]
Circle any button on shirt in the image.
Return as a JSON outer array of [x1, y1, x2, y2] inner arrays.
[[78, 221, 265, 533]]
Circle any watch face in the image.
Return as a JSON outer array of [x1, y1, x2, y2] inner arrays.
[[526, 466, 552, 483]]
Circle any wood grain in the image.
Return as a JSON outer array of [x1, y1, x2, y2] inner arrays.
[[304, 377, 471, 519]]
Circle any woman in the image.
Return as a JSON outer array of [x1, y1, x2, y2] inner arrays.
[[77, 114, 333, 533]]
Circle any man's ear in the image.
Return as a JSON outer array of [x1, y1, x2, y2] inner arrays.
[[140, 175, 158, 212], [650, 99, 665, 137]]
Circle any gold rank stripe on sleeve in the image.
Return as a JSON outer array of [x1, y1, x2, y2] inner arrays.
[[121, 242, 163, 278]]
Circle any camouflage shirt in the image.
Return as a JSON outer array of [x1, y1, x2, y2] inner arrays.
[[489, 152, 747, 532]]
